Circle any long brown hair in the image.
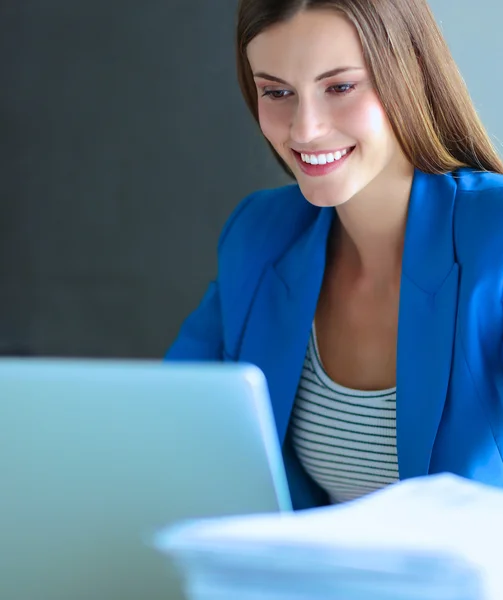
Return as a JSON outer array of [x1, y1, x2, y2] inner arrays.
[[236, 0, 503, 177]]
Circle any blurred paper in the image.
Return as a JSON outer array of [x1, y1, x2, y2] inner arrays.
[[155, 474, 503, 599]]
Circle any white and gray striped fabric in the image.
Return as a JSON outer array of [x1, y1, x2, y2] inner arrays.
[[290, 325, 399, 504]]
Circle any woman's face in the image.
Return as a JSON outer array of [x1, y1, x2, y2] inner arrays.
[[246, 9, 411, 208]]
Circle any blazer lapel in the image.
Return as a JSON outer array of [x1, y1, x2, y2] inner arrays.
[[397, 170, 460, 479], [237, 204, 334, 445]]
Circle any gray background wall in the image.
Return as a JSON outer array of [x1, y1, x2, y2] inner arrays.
[[0, 0, 287, 358], [0, 0, 499, 358], [429, 0, 503, 156]]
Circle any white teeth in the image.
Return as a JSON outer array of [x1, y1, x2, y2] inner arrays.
[[300, 148, 351, 165]]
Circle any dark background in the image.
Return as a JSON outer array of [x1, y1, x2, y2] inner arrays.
[[0, 0, 288, 358]]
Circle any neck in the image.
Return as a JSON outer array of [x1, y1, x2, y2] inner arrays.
[[332, 163, 414, 285]]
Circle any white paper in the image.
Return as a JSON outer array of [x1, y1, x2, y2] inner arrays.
[[155, 474, 503, 599]]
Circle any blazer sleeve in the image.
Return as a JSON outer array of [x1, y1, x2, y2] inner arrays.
[[164, 190, 259, 362], [164, 280, 223, 361]]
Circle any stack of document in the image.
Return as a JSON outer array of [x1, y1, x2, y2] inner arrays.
[[154, 474, 503, 600]]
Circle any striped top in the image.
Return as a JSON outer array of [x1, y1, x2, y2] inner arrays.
[[290, 325, 399, 504]]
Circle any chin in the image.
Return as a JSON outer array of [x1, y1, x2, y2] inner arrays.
[[297, 181, 352, 209]]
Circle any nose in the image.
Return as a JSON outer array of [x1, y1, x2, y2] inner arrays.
[[290, 97, 329, 145]]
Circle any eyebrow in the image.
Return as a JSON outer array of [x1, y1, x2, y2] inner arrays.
[[253, 66, 364, 84]]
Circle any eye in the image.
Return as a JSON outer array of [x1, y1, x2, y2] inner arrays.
[[327, 83, 356, 95], [261, 89, 292, 100]]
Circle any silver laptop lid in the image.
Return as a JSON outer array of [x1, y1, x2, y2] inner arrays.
[[0, 359, 291, 600]]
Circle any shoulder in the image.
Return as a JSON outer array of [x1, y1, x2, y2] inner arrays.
[[218, 183, 319, 259], [454, 169, 503, 285], [455, 168, 503, 193]]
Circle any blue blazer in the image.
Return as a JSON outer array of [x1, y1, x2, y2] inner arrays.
[[166, 168, 503, 510]]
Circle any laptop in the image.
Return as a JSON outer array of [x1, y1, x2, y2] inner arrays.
[[0, 359, 292, 600]]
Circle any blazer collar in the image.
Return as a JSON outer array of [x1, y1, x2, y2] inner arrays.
[[402, 169, 458, 292], [273, 195, 334, 292]]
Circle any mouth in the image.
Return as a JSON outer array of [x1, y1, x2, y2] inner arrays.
[[292, 146, 355, 177]]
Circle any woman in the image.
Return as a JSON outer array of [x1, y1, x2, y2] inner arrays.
[[166, 0, 503, 510]]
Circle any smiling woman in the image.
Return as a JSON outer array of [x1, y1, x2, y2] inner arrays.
[[166, 0, 503, 510]]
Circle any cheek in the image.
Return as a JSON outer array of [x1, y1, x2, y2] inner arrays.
[[365, 102, 390, 137], [339, 94, 389, 140], [258, 101, 290, 145]]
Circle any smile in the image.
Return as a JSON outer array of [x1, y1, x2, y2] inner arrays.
[[299, 148, 352, 165], [292, 146, 355, 177]]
